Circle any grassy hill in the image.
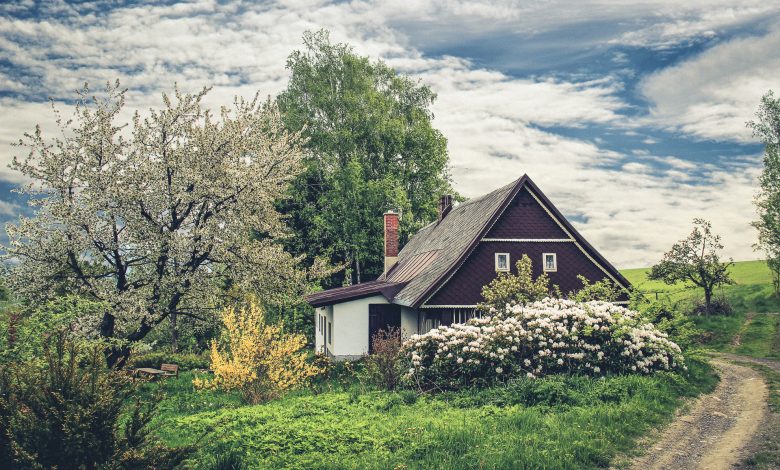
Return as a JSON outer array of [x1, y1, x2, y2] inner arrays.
[[622, 260, 780, 313], [621, 260, 780, 359]]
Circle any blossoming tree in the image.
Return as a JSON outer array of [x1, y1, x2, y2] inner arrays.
[[3, 82, 322, 366]]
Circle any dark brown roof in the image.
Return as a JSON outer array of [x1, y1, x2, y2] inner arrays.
[[386, 177, 520, 307], [305, 280, 406, 308], [306, 174, 631, 308], [384, 250, 440, 283]]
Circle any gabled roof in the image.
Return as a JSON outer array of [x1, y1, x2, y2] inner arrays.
[[305, 174, 631, 308], [385, 177, 521, 306]]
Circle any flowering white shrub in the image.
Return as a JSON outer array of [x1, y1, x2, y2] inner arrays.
[[401, 298, 684, 389]]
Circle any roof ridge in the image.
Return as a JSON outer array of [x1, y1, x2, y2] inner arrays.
[[451, 177, 521, 210]]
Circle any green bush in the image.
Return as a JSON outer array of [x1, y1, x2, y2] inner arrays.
[[0, 331, 191, 468], [399, 389, 418, 405], [206, 450, 247, 470], [638, 299, 700, 351], [129, 351, 209, 371], [1, 296, 107, 364], [360, 327, 403, 391]]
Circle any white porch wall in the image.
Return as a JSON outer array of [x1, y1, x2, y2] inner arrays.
[[332, 295, 388, 357], [314, 307, 322, 353], [400, 306, 418, 340]]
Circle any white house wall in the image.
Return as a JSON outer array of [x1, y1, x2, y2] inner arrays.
[[400, 306, 418, 340], [314, 307, 322, 353], [314, 305, 332, 354], [332, 295, 388, 358]]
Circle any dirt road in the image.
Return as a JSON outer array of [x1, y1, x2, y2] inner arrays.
[[629, 359, 769, 470]]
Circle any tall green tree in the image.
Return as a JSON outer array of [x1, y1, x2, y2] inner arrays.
[[649, 219, 734, 315], [277, 30, 454, 286], [748, 90, 780, 296]]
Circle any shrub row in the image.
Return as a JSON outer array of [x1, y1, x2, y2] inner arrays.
[[401, 298, 685, 390]]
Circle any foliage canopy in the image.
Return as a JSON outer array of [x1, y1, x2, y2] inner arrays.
[[277, 30, 454, 285], [748, 90, 780, 295]]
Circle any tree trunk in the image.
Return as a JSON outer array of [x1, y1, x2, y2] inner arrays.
[[704, 288, 712, 316], [105, 345, 131, 369], [170, 311, 178, 353], [355, 257, 361, 284]]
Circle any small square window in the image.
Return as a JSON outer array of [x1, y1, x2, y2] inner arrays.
[[543, 253, 557, 272], [495, 253, 510, 272]]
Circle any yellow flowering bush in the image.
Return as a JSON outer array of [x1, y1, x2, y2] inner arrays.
[[193, 301, 321, 403]]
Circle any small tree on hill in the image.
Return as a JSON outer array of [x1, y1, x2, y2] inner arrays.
[[478, 255, 559, 314], [649, 218, 734, 315]]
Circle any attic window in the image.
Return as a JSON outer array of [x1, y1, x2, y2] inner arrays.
[[495, 253, 510, 272], [543, 253, 557, 272]]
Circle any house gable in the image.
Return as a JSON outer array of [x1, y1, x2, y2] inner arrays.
[[306, 174, 631, 311], [421, 180, 630, 307], [484, 188, 569, 239]]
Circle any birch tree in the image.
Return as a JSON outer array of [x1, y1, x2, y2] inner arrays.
[[3, 81, 320, 365], [277, 30, 454, 286]]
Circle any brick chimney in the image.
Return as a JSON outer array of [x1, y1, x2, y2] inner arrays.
[[383, 210, 399, 273], [438, 194, 453, 221]]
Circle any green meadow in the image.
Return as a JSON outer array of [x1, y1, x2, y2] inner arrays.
[[623, 259, 780, 359], [6, 260, 780, 468]]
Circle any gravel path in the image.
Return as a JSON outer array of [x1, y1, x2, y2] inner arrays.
[[717, 352, 780, 374], [629, 359, 769, 470]]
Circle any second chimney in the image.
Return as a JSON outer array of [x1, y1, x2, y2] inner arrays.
[[438, 194, 453, 221], [384, 210, 399, 273]]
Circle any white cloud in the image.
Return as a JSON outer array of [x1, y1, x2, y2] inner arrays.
[[0, 199, 21, 217], [640, 26, 780, 142], [0, 0, 767, 268]]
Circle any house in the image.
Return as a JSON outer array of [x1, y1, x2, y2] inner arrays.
[[306, 174, 631, 360]]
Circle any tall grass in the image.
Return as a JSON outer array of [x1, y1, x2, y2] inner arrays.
[[145, 362, 716, 469]]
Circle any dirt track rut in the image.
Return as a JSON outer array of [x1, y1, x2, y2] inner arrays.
[[629, 359, 769, 470]]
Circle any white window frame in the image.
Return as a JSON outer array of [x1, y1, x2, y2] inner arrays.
[[495, 253, 510, 272], [543, 253, 557, 272]]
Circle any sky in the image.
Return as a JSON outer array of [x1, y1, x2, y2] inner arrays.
[[0, 0, 777, 269]]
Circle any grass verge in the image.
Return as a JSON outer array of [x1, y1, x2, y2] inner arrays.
[[141, 359, 717, 469], [622, 260, 780, 357]]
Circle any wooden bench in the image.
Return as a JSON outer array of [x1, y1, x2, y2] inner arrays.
[[160, 363, 179, 378], [133, 363, 179, 379]]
